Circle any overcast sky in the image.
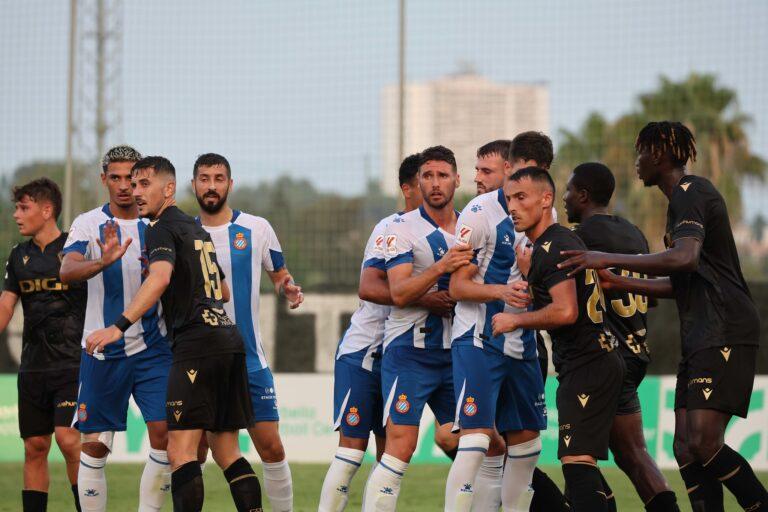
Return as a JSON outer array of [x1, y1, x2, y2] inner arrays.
[[2, 0, 767, 219]]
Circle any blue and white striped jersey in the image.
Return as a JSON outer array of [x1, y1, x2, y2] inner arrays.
[[383, 206, 457, 351], [62, 204, 168, 359], [335, 213, 399, 371], [451, 189, 537, 359], [200, 210, 285, 373]]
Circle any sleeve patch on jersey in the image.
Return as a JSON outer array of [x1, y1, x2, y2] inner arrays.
[[457, 224, 473, 244], [375, 235, 385, 250], [385, 235, 398, 257]]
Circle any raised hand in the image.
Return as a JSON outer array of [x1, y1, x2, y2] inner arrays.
[[96, 220, 133, 267], [557, 250, 609, 277]]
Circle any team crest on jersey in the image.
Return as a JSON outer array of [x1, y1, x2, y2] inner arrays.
[[395, 394, 410, 414], [346, 406, 361, 426], [78, 403, 88, 423], [233, 232, 248, 250], [463, 396, 478, 416], [458, 225, 473, 244]]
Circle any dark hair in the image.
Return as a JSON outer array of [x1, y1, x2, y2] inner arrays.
[[477, 140, 512, 161], [398, 153, 421, 186], [635, 121, 697, 167], [12, 177, 63, 220], [131, 156, 176, 178], [509, 166, 556, 194], [419, 145, 457, 172], [193, 153, 231, 178], [509, 131, 554, 169], [571, 162, 615, 206], [101, 145, 142, 173]]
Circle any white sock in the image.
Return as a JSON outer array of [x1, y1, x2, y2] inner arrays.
[[263, 459, 293, 511], [361, 453, 408, 512], [502, 437, 541, 512], [138, 448, 171, 512], [78, 452, 108, 512], [471, 454, 504, 511], [444, 433, 490, 512], [319, 447, 365, 512]]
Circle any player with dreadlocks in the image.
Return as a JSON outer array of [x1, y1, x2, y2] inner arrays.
[[560, 121, 767, 512]]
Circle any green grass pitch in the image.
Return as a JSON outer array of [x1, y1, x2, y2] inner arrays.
[[1, 462, 765, 511]]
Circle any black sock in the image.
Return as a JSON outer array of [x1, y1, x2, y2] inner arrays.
[[645, 490, 680, 511], [71, 485, 81, 512], [172, 461, 204, 512], [679, 462, 724, 512], [562, 463, 609, 512], [443, 447, 458, 460], [22, 490, 47, 512], [702, 444, 768, 511], [599, 472, 617, 512], [224, 457, 262, 512], [531, 467, 569, 512]]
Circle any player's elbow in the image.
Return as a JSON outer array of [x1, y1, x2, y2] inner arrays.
[[559, 304, 578, 325], [674, 251, 699, 273], [358, 284, 375, 303], [447, 279, 464, 301], [390, 289, 410, 308], [59, 266, 74, 284]]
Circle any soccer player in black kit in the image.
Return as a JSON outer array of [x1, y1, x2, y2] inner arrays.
[[492, 167, 624, 512], [560, 122, 767, 511], [0, 178, 85, 512], [563, 162, 679, 511], [84, 156, 262, 512]]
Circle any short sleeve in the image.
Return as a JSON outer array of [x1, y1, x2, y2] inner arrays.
[[362, 221, 388, 271], [3, 248, 19, 294], [534, 238, 574, 291], [669, 184, 706, 243], [259, 220, 285, 272], [145, 222, 176, 265], [62, 215, 91, 257], [456, 205, 489, 266], [384, 221, 414, 270]]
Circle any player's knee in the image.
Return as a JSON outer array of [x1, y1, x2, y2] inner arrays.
[[146, 422, 169, 450], [433, 430, 457, 453], [81, 440, 110, 459], [687, 431, 721, 463], [488, 433, 507, 456], [55, 433, 80, 460], [257, 441, 285, 463], [24, 436, 51, 460]]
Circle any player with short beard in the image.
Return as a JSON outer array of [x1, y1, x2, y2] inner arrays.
[[85, 156, 263, 512], [193, 153, 302, 512]]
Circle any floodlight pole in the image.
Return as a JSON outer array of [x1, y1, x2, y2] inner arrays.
[[64, 0, 77, 229], [397, 0, 406, 165]]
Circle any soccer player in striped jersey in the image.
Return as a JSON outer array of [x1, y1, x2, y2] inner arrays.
[[192, 153, 302, 512], [444, 140, 547, 512], [318, 154, 428, 512], [60, 146, 172, 512], [362, 146, 474, 511]]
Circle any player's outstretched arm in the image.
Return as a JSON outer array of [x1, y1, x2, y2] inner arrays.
[[597, 269, 674, 298], [491, 279, 578, 335], [85, 261, 173, 354], [558, 238, 701, 277], [387, 244, 472, 307], [269, 268, 303, 309], [448, 263, 530, 308], [0, 291, 19, 333], [358, 266, 394, 305], [60, 220, 132, 283]]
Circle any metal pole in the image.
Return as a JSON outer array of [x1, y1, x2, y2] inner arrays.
[[63, 0, 77, 229], [397, 0, 406, 164]]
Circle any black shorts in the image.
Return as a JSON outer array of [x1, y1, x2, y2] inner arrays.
[[166, 352, 254, 432], [615, 356, 648, 416], [557, 351, 624, 460], [674, 345, 757, 418], [18, 368, 79, 439]]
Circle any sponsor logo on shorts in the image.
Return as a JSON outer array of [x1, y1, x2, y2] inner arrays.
[[173, 410, 182, 422], [688, 377, 712, 387], [233, 232, 248, 250], [563, 434, 572, 447], [463, 396, 478, 416], [77, 403, 87, 423], [559, 424, 571, 431], [395, 394, 410, 414], [186, 369, 198, 383], [720, 346, 731, 362], [346, 406, 360, 426], [577, 394, 590, 408], [56, 400, 77, 408], [166, 400, 183, 407], [703, 388, 713, 400]]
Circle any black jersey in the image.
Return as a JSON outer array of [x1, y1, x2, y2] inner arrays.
[[527, 223, 615, 375], [575, 214, 651, 363], [3, 232, 86, 372], [665, 175, 759, 358], [145, 206, 243, 360]]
